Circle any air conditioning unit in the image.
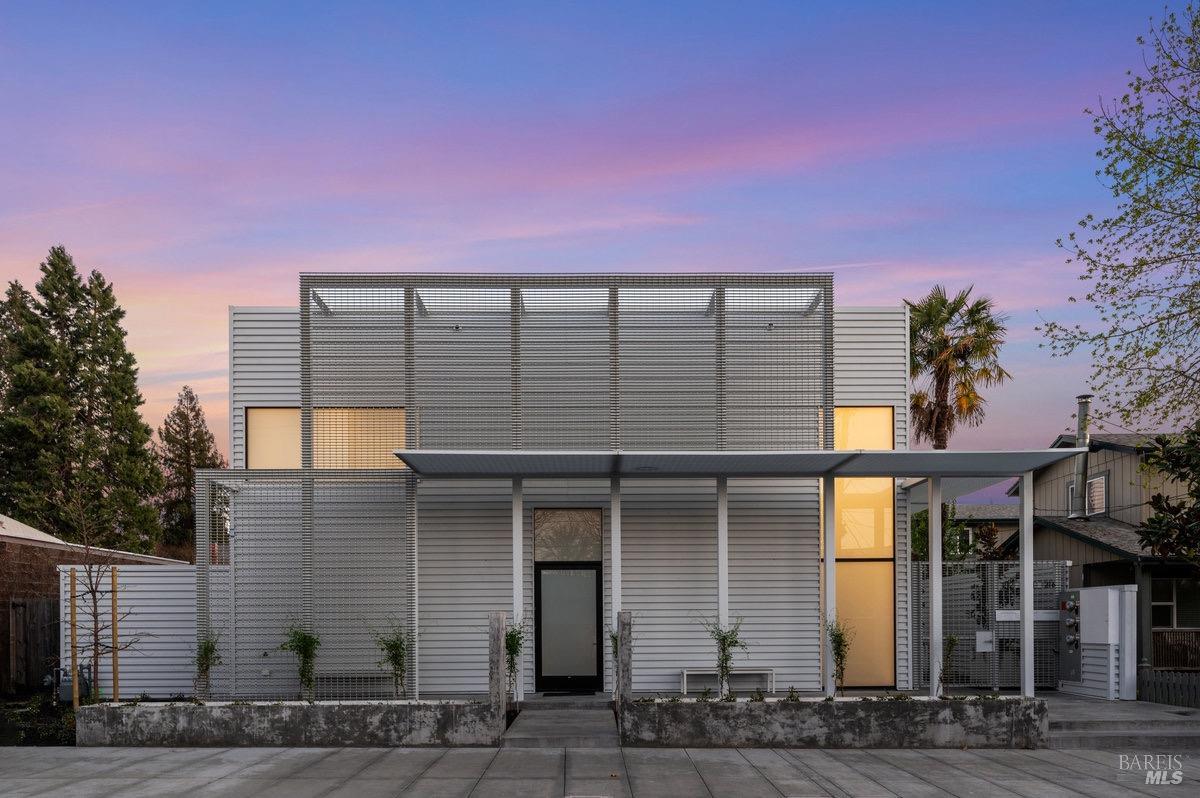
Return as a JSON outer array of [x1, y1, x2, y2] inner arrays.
[[1058, 585, 1137, 700]]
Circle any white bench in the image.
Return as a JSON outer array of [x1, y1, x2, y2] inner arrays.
[[680, 668, 775, 695]]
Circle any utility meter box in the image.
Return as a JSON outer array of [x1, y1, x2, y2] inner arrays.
[[1058, 584, 1137, 700]]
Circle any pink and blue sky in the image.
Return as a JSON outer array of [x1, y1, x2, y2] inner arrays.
[[0, 2, 1160, 480]]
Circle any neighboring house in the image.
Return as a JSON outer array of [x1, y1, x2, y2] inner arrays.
[[0, 514, 184, 693], [999, 401, 1195, 671], [195, 273, 1077, 700], [953, 503, 1020, 553]]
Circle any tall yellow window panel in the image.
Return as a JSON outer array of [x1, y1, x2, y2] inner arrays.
[[245, 407, 406, 469], [833, 406, 895, 686], [246, 408, 301, 469]]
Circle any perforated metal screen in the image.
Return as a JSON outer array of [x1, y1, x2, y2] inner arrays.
[[912, 561, 1069, 691]]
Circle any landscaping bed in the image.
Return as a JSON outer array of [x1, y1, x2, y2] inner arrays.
[[76, 699, 504, 747], [617, 695, 1047, 749]]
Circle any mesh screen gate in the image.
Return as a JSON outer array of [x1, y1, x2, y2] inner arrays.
[[198, 274, 835, 700], [912, 561, 1070, 691]]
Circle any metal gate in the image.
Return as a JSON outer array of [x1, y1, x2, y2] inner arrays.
[[913, 561, 1069, 691]]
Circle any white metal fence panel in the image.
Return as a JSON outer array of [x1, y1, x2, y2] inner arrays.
[[58, 564, 196, 699]]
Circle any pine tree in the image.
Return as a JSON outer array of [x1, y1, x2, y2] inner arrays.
[[0, 247, 163, 551], [156, 385, 225, 556]]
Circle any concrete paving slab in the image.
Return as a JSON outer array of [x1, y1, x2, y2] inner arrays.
[[972, 750, 1147, 798], [685, 748, 785, 798], [916, 749, 1080, 798], [470, 776, 560, 797], [224, 747, 339, 778], [564, 747, 625, 778], [564, 775, 633, 797], [420, 747, 499, 779], [825, 749, 949, 798], [785, 748, 898, 797], [483, 746, 564, 779], [325, 777, 413, 797], [355, 747, 447, 780], [400, 776, 478, 797], [871, 748, 1025, 798], [290, 746, 391, 778], [622, 749, 713, 797], [738, 747, 831, 797], [196, 776, 344, 797], [31, 776, 145, 797]]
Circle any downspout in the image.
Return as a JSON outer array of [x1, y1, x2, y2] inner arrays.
[[1068, 394, 1093, 519]]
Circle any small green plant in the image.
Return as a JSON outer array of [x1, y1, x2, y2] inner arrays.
[[697, 687, 713, 702], [280, 625, 320, 697], [783, 686, 801, 702], [823, 694, 834, 702], [375, 624, 412, 699], [194, 633, 222, 695], [749, 688, 765, 702], [884, 692, 912, 701], [938, 634, 958, 697], [504, 620, 528, 698], [699, 616, 747, 698], [667, 694, 681, 704], [826, 617, 854, 696]]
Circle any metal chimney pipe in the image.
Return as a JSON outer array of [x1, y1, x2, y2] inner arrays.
[[1068, 394, 1093, 519]]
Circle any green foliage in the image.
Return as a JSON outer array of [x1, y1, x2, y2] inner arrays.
[[910, 502, 971, 561], [1139, 424, 1200, 568], [375, 624, 412, 699], [280, 625, 320, 696], [156, 385, 225, 555], [0, 247, 163, 551], [973, 522, 1008, 561], [697, 687, 713, 702], [195, 633, 222, 692], [783, 686, 801, 702], [939, 634, 959, 697], [504, 621, 527, 695], [699, 616, 748, 698], [1043, 7, 1200, 430], [749, 688, 765, 702], [906, 285, 1011, 450], [826, 617, 854, 696]]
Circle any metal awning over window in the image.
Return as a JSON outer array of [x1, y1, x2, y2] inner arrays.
[[394, 448, 1084, 479]]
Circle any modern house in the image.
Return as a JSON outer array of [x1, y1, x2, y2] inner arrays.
[[196, 273, 1079, 702], [1000, 401, 1195, 671]]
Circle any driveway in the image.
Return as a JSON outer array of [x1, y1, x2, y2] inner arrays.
[[1, 745, 1196, 796]]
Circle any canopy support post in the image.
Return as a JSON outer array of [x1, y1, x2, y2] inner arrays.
[[928, 476, 943, 698]]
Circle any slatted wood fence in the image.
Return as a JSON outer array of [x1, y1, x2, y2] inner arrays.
[[5, 598, 59, 693], [1139, 669, 1200, 708]]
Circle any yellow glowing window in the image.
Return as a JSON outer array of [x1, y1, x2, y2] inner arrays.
[[245, 407, 406, 469], [313, 407, 406, 469], [836, 560, 895, 686], [246, 408, 301, 469], [833, 407, 894, 558]]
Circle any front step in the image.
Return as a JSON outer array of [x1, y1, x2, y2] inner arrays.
[[1049, 728, 1200, 750], [502, 708, 618, 748], [518, 696, 614, 711]]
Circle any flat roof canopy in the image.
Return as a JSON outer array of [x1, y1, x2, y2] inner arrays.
[[394, 448, 1084, 479]]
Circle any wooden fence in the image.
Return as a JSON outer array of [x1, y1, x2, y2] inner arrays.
[[4, 598, 59, 694], [1139, 669, 1200, 709]]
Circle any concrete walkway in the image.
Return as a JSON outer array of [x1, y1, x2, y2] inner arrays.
[[2, 745, 1197, 797]]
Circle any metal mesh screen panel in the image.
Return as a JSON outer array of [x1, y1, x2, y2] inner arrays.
[[299, 274, 834, 453], [196, 470, 412, 700], [912, 561, 1069, 691]]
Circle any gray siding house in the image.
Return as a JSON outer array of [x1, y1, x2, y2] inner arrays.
[[197, 273, 1074, 701]]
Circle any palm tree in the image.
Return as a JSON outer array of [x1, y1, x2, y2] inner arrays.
[[906, 285, 1011, 449]]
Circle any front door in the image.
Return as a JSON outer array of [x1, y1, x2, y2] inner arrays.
[[535, 562, 602, 692]]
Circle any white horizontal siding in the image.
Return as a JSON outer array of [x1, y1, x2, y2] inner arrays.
[[59, 565, 196, 699], [229, 307, 300, 468]]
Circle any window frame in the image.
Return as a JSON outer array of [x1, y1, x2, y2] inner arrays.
[[1067, 474, 1107, 517]]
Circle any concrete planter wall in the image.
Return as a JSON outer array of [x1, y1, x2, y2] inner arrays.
[[77, 700, 504, 747], [618, 697, 1048, 749]]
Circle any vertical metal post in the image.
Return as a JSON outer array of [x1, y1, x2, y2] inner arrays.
[[512, 477, 524, 702], [610, 476, 622, 629], [299, 280, 314, 635], [928, 476, 943, 698], [717, 476, 729, 626], [822, 279, 835, 449], [110, 567, 119, 702], [822, 473, 837, 696], [510, 287, 522, 449], [714, 286, 726, 450], [608, 286, 620, 450], [69, 568, 79, 710], [404, 286, 419, 699], [1020, 470, 1035, 698]]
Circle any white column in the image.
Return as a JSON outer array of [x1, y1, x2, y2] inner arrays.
[[511, 477, 524, 702], [822, 473, 836, 696], [928, 476, 943, 698], [1020, 470, 1035, 698], [610, 476, 622, 629], [717, 476, 729, 626]]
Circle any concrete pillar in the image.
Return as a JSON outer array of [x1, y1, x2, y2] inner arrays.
[[489, 612, 506, 722], [717, 476, 729, 626], [617, 610, 632, 702], [511, 478, 524, 702], [822, 473, 836, 696], [928, 476, 943, 698], [1019, 470, 1035, 698]]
